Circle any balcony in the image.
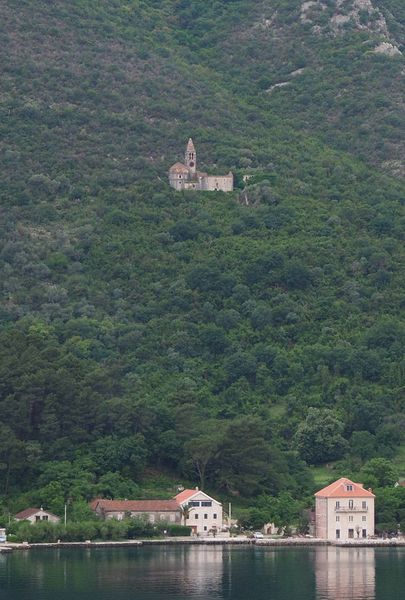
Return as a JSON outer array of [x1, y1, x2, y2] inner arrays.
[[334, 506, 368, 512]]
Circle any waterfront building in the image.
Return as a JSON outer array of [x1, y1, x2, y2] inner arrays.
[[14, 507, 61, 524], [174, 488, 223, 535], [91, 488, 223, 536], [90, 499, 181, 524], [315, 477, 375, 541]]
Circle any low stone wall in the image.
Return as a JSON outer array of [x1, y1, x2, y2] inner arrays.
[[5, 536, 405, 551]]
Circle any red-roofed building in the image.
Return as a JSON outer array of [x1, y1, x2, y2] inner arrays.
[[91, 499, 181, 524], [14, 507, 60, 524], [174, 488, 223, 535], [315, 478, 375, 541], [90, 488, 224, 535]]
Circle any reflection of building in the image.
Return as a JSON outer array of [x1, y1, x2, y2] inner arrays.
[[175, 488, 223, 535], [14, 507, 60, 523], [169, 139, 233, 191], [315, 546, 375, 600], [315, 478, 375, 541]]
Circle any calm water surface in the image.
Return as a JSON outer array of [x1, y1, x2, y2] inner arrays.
[[0, 545, 404, 600]]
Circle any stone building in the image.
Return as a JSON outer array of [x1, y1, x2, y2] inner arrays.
[[90, 499, 181, 524], [315, 478, 375, 541], [14, 507, 61, 524], [169, 139, 233, 192], [91, 488, 224, 536], [174, 488, 223, 535]]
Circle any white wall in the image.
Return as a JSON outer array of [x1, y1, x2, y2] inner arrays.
[[317, 497, 374, 541], [26, 510, 60, 524], [183, 492, 223, 535]]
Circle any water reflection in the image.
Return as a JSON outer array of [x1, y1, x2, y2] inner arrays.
[[1, 545, 404, 600], [315, 547, 375, 600]]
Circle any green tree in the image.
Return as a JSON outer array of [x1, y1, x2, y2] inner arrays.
[[360, 458, 398, 489], [293, 408, 348, 465]]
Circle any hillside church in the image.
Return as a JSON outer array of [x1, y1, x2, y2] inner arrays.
[[169, 139, 233, 192]]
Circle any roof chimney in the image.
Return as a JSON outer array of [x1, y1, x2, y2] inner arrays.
[[195, 486, 199, 491]]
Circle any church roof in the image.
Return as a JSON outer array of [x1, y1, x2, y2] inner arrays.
[[169, 162, 189, 173], [186, 138, 195, 152]]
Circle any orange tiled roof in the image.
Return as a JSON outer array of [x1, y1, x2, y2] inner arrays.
[[174, 489, 200, 504], [315, 478, 375, 498], [93, 499, 180, 512]]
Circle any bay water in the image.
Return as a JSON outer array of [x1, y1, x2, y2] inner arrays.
[[0, 545, 404, 600]]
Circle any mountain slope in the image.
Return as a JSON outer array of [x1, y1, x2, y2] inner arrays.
[[0, 0, 404, 511]]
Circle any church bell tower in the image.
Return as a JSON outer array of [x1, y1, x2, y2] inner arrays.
[[185, 138, 196, 176]]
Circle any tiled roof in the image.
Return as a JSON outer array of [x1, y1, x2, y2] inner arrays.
[[173, 489, 221, 506], [15, 508, 59, 520], [315, 478, 375, 498], [169, 162, 189, 173], [92, 499, 180, 512], [174, 489, 199, 504]]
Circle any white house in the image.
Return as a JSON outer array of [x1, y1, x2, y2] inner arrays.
[[14, 507, 61, 524], [174, 488, 223, 535], [315, 478, 375, 541]]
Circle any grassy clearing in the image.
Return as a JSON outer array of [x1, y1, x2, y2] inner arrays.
[[310, 465, 337, 487]]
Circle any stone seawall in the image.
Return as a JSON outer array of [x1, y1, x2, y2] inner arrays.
[[4, 537, 405, 552]]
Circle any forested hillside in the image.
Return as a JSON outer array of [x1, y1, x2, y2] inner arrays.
[[0, 0, 404, 522]]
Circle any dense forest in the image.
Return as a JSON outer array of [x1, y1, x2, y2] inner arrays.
[[0, 0, 404, 531]]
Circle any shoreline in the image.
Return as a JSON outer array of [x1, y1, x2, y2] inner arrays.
[[2, 537, 405, 552]]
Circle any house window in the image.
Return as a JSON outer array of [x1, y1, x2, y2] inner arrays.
[[42, 516, 48, 521], [189, 501, 200, 507], [346, 485, 353, 491], [194, 514, 199, 519], [362, 501, 367, 509], [160, 514, 165, 521], [335, 501, 340, 509], [201, 501, 212, 507], [348, 529, 354, 538], [336, 516, 340, 522], [336, 530, 340, 539], [35, 516, 41, 522], [204, 514, 208, 519], [362, 516, 366, 522], [362, 529, 367, 538], [349, 516, 353, 522], [349, 500, 353, 509], [204, 526, 207, 531], [213, 514, 217, 519]]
